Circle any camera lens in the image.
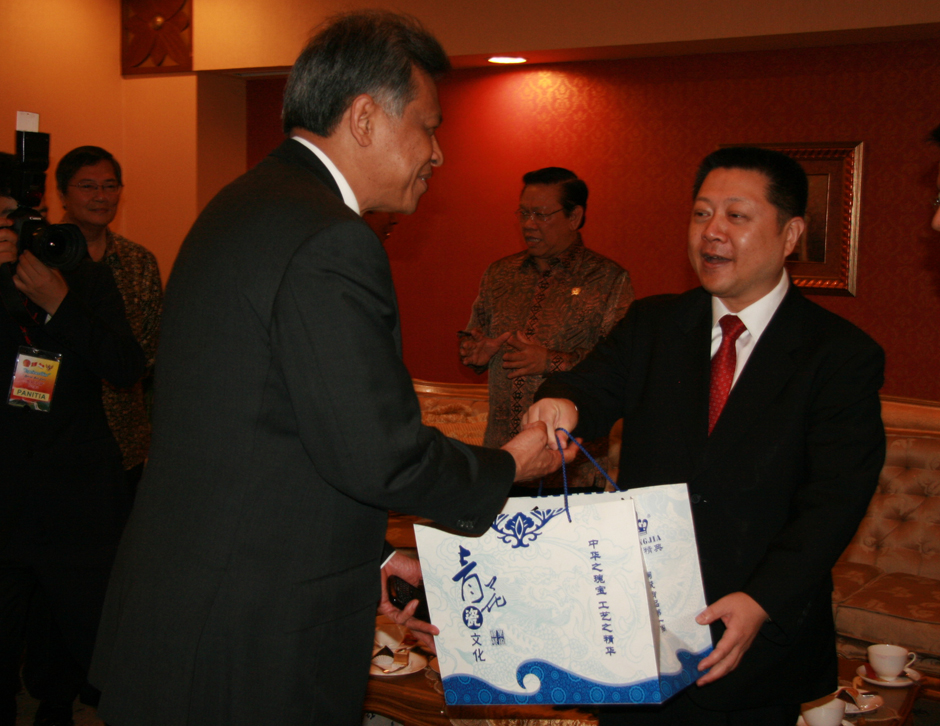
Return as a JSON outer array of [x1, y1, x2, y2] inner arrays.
[[18, 220, 87, 271], [30, 223, 87, 271]]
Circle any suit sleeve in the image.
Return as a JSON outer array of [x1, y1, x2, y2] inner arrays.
[[536, 297, 648, 440], [271, 220, 514, 534], [743, 336, 885, 632]]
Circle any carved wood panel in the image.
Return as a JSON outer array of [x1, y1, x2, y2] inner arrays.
[[122, 0, 192, 75]]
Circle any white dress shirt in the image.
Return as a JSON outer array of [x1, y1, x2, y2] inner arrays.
[[290, 135, 360, 215], [710, 271, 790, 387]]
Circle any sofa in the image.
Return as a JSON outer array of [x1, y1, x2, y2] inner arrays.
[[833, 395, 940, 674], [413, 380, 940, 674]]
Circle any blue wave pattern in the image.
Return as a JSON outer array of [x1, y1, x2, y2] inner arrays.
[[442, 648, 712, 706]]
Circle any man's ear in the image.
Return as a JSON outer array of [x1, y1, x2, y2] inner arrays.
[[782, 216, 805, 258], [567, 205, 584, 231], [347, 93, 379, 148]]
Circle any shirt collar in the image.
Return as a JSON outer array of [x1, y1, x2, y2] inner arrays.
[[711, 270, 789, 338], [521, 235, 584, 272], [290, 135, 360, 215]]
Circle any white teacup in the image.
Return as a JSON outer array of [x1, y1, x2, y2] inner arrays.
[[867, 643, 917, 681], [801, 694, 846, 726]]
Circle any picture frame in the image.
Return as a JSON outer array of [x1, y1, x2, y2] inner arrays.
[[722, 142, 864, 296]]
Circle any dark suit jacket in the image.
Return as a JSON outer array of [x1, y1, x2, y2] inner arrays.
[[1, 259, 144, 569], [90, 139, 515, 726], [537, 285, 885, 711]]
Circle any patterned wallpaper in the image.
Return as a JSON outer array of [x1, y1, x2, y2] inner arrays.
[[247, 38, 940, 401]]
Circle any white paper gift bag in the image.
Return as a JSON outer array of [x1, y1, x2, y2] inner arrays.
[[413, 483, 712, 707]]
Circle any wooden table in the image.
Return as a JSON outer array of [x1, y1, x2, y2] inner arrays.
[[364, 651, 599, 726], [366, 656, 940, 726], [838, 657, 930, 725]]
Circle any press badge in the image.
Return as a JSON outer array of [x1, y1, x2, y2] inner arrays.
[[8, 346, 61, 412]]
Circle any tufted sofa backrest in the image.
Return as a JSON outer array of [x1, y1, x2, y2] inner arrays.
[[840, 396, 940, 579], [414, 378, 489, 446]]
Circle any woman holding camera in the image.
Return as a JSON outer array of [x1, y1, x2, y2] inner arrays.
[[0, 156, 145, 726]]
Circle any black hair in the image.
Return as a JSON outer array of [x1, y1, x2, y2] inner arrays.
[[282, 10, 450, 137], [56, 146, 122, 195], [693, 146, 808, 224], [521, 167, 588, 229]]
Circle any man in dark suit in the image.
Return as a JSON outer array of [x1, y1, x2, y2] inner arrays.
[[528, 147, 885, 725], [89, 11, 569, 726]]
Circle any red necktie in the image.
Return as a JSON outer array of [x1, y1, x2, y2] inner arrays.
[[708, 315, 747, 435]]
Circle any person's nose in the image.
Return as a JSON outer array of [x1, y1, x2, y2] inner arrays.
[[430, 135, 443, 167], [521, 214, 539, 232], [703, 213, 726, 241]]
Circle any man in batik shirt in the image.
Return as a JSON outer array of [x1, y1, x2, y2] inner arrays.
[[460, 167, 633, 491], [56, 146, 162, 492]]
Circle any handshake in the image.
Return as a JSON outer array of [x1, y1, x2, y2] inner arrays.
[[378, 396, 582, 651], [500, 396, 581, 482]]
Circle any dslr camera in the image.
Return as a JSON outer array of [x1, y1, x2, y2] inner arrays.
[[1, 131, 88, 326], [6, 130, 87, 271]]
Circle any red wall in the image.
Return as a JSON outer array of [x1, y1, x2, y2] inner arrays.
[[247, 39, 940, 401]]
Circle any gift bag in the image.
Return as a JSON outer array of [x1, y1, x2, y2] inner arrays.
[[413, 483, 712, 706]]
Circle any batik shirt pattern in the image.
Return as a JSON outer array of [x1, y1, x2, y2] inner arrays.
[[466, 238, 634, 487], [101, 230, 163, 469]]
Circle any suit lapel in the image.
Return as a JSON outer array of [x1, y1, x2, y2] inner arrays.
[[670, 290, 713, 471], [703, 286, 805, 466]]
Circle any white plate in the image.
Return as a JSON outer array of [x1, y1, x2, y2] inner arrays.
[[796, 718, 851, 726], [855, 665, 922, 688], [370, 649, 428, 677], [844, 691, 884, 714]]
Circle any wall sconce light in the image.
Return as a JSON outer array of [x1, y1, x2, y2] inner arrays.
[[488, 56, 527, 64]]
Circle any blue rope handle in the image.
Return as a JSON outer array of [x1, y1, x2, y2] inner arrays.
[[548, 427, 622, 522]]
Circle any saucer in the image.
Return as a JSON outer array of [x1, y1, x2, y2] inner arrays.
[[370, 648, 428, 677], [855, 665, 922, 688], [844, 691, 883, 714], [796, 718, 851, 726]]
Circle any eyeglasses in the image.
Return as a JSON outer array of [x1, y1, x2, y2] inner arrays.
[[515, 208, 564, 223], [70, 182, 122, 194]]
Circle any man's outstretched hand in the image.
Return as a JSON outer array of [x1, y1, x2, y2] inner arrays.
[[502, 419, 578, 481]]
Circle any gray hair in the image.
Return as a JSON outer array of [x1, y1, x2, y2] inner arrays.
[[282, 10, 450, 137]]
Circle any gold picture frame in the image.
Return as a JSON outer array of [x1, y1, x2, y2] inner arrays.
[[724, 142, 864, 296]]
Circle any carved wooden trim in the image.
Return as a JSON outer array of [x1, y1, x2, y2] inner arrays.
[[122, 0, 193, 75]]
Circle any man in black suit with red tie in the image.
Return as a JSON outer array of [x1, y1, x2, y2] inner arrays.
[[90, 11, 570, 726], [528, 146, 885, 725]]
